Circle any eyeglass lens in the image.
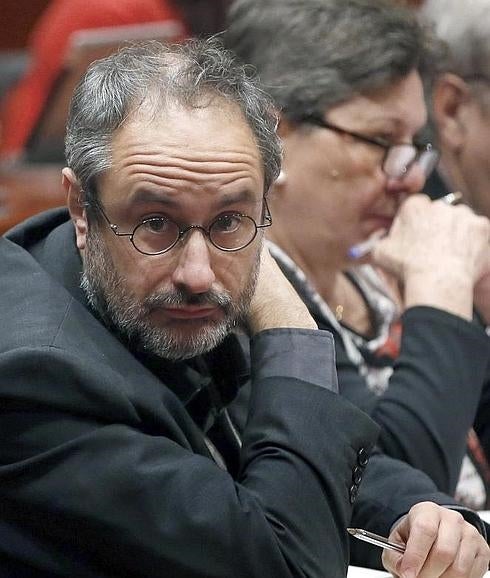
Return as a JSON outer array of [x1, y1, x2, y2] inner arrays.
[[132, 213, 258, 254], [383, 145, 438, 179], [209, 213, 257, 250]]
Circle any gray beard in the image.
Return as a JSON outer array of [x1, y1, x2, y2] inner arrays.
[[80, 227, 259, 361]]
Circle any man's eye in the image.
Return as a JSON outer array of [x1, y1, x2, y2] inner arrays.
[[213, 214, 242, 234], [141, 218, 171, 234]]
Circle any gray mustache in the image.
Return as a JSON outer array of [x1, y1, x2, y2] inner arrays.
[[144, 289, 232, 309]]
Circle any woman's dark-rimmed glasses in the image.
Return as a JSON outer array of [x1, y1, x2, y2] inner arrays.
[[92, 199, 272, 256], [301, 114, 439, 179]]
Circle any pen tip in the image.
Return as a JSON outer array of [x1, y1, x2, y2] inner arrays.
[[347, 528, 357, 536], [347, 247, 361, 259]]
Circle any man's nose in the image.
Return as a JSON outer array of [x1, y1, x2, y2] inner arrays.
[[170, 230, 216, 294], [386, 162, 426, 197]]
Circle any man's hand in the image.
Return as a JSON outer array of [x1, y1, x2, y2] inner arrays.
[[382, 502, 490, 578], [246, 244, 317, 335]]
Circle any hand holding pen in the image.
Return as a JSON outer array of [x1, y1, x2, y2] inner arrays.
[[350, 503, 489, 578], [348, 528, 405, 554], [348, 191, 463, 260], [350, 192, 490, 321]]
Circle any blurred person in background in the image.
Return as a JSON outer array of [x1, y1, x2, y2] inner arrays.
[[419, 0, 490, 461], [396, 0, 426, 7], [0, 0, 229, 163], [225, 0, 490, 515], [419, 0, 490, 221]]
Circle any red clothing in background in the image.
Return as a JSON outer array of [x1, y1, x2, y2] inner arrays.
[[0, 0, 187, 159]]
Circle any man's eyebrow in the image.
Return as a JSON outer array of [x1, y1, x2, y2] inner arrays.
[[218, 189, 258, 207], [129, 190, 176, 206]]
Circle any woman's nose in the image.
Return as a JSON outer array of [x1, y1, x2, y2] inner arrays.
[[386, 162, 427, 196]]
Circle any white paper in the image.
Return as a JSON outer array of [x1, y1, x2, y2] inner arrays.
[[347, 567, 390, 577]]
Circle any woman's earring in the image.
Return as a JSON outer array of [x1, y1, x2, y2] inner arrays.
[[330, 169, 340, 178], [275, 170, 287, 185]]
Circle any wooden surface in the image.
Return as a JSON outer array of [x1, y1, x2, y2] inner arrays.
[[0, 165, 65, 234]]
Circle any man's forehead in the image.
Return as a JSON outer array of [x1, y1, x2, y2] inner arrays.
[[97, 99, 266, 203], [110, 99, 261, 158], [122, 96, 251, 134]]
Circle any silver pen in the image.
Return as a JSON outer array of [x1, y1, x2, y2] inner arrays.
[[347, 528, 406, 554]]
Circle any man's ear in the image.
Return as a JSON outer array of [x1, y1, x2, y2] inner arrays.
[[432, 73, 471, 152], [63, 167, 88, 251]]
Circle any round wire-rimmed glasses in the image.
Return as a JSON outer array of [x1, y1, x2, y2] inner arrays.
[[92, 198, 272, 255], [301, 113, 440, 179]]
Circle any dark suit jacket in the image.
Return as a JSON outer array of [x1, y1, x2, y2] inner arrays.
[[0, 209, 484, 576]]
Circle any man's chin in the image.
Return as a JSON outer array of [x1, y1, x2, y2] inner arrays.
[[138, 317, 233, 360]]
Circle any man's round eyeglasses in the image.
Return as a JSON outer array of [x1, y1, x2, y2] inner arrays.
[[92, 199, 272, 256], [301, 114, 439, 180]]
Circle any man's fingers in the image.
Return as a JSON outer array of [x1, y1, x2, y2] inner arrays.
[[415, 514, 464, 577], [396, 506, 440, 578], [381, 550, 404, 577], [385, 505, 490, 578], [470, 552, 490, 578], [443, 523, 489, 578]]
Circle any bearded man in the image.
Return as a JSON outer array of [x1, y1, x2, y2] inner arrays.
[[0, 38, 488, 577]]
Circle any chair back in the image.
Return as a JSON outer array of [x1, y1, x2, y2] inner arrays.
[[25, 20, 185, 163]]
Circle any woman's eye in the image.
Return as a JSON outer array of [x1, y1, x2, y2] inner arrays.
[[214, 214, 242, 233], [373, 135, 393, 147]]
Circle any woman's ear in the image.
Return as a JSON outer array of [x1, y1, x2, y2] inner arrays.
[[63, 167, 88, 251], [276, 115, 296, 139], [272, 115, 297, 195], [275, 169, 287, 187], [432, 73, 471, 152]]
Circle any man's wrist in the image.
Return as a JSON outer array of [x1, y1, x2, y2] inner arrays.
[[251, 328, 338, 393], [390, 506, 487, 539]]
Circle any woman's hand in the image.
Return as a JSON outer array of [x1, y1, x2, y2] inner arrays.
[[372, 194, 490, 320]]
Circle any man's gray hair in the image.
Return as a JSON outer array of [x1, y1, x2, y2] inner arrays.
[[65, 37, 281, 205], [419, 0, 490, 82], [225, 0, 439, 121]]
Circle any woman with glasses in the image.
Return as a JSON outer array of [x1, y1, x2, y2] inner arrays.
[[226, 0, 490, 511]]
